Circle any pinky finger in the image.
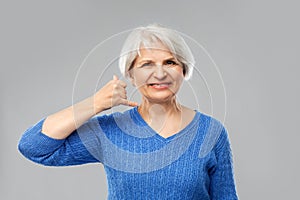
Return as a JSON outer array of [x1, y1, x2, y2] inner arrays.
[[121, 99, 138, 107]]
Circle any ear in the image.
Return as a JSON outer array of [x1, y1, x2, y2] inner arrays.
[[127, 71, 136, 87], [130, 76, 136, 87]]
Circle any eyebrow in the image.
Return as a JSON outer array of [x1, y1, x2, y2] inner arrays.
[[137, 59, 153, 64], [136, 57, 177, 64]]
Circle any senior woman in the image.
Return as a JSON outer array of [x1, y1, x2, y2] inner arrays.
[[18, 24, 238, 199]]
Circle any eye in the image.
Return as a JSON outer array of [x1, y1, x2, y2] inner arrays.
[[139, 62, 154, 68], [165, 60, 178, 66]]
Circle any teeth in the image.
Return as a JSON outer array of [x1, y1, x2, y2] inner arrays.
[[150, 83, 169, 86], [150, 83, 169, 88]]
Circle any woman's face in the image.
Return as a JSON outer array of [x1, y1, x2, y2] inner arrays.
[[129, 44, 184, 103]]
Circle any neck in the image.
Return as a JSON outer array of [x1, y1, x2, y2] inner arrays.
[[138, 97, 182, 123]]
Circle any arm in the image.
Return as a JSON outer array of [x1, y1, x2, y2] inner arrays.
[[41, 75, 137, 140], [209, 128, 239, 200], [18, 118, 99, 166], [18, 75, 137, 166]]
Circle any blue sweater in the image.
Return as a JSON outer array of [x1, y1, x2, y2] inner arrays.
[[18, 107, 238, 199]]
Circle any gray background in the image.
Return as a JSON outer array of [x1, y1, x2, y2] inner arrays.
[[1, 0, 299, 199]]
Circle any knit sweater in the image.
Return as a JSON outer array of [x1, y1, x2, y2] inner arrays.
[[18, 107, 238, 200]]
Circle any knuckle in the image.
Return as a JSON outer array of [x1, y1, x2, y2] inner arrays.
[[121, 81, 127, 86]]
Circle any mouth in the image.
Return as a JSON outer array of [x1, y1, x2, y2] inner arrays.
[[148, 82, 172, 89]]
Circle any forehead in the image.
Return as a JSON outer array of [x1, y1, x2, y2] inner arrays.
[[135, 44, 174, 62]]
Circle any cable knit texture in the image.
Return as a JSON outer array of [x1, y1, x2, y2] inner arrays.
[[18, 107, 238, 200]]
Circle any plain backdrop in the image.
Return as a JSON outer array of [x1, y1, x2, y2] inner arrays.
[[1, 0, 299, 199]]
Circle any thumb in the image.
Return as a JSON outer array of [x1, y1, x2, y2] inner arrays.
[[113, 75, 118, 81]]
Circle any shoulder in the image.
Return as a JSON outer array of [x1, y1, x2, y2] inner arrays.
[[195, 111, 227, 134], [196, 111, 229, 157], [182, 106, 226, 131]]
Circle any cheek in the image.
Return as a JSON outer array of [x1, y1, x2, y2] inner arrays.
[[170, 67, 184, 80], [132, 70, 149, 87]]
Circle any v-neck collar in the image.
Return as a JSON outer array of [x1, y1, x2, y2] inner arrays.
[[131, 107, 201, 142]]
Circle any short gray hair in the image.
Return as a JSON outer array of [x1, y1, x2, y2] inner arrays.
[[118, 24, 195, 80]]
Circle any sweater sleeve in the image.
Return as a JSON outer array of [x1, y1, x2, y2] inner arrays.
[[18, 118, 100, 166], [209, 127, 238, 200]]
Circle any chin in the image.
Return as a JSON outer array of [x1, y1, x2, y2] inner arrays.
[[143, 94, 176, 104]]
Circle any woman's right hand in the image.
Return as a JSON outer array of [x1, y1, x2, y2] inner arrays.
[[93, 75, 138, 113]]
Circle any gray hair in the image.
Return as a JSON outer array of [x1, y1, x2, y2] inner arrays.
[[118, 24, 195, 80]]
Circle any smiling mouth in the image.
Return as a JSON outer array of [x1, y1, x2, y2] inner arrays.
[[148, 83, 171, 89]]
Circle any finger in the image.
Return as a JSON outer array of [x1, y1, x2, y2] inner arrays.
[[118, 80, 127, 88], [128, 101, 138, 107], [113, 75, 118, 81], [112, 83, 127, 94], [119, 91, 127, 99], [121, 99, 138, 107]]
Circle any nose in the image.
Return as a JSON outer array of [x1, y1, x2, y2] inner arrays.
[[153, 65, 167, 79]]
